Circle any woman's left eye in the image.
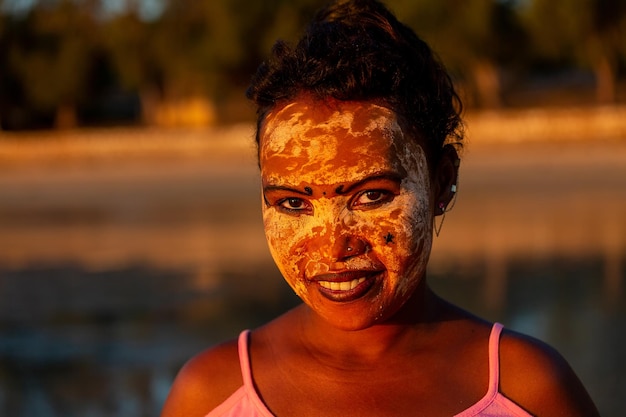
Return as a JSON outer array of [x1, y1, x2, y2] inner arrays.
[[352, 190, 393, 208]]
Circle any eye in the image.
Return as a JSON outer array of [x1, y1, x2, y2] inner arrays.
[[351, 190, 394, 208], [277, 197, 312, 214]]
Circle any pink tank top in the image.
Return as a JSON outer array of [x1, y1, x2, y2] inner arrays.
[[205, 323, 533, 417]]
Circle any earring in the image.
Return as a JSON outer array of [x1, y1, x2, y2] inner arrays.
[[435, 182, 459, 237], [435, 165, 460, 236], [435, 202, 446, 237], [447, 178, 459, 212]]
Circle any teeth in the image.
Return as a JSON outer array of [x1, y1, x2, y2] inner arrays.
[[319, 277, 366, 291]]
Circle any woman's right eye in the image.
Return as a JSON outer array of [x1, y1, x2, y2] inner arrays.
[[277, 198, 311, 214]]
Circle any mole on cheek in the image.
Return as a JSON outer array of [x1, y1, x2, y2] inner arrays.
[[384, 232, 395, 244]]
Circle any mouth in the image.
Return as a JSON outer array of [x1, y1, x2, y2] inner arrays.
[[318, 277, 366, 291], [311, 270, 382, 302]]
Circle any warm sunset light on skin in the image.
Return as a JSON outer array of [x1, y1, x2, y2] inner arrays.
[[260, 96, 434, 330]]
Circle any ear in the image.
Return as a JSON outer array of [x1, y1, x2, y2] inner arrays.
[[433, 144, 460, 216]]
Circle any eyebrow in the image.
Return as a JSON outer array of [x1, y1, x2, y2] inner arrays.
[[335, 172, 403, 195], [263, 172, 403, 197], [263, 185, 314, 196]]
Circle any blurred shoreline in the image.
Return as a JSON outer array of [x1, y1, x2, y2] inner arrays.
[[0, 124, 258, 169], [1, 106, 625, 169], [465, 105, 626, 143]]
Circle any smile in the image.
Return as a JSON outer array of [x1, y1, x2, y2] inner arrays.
[[318, 277, 366, 291], [312, 270, 382, 302]]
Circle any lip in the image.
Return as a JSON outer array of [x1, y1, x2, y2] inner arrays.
[[311, 270, 383, 302]]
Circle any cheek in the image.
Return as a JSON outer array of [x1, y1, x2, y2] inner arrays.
[[389, 192, 433, 296], [263, 209, 309, 298], [361, 196, 431, 268], [388, 147, 433, 265], [263, 199, 348, 269], [262, 205, 331, 297], [262, 207, 304, 277]]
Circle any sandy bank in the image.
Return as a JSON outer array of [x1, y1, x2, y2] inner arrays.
[[1, 106, 625, 169]]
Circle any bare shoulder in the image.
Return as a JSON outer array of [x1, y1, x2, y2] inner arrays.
[[160, 336, 243, 417], [499, 328, 600, 417]]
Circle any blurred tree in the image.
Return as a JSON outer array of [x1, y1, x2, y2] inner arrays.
[[8, 0, 622, 129], [521, 0, 626, 103], [151, 0, 243, 99], [103, 0, 258, 124], [229, 0, 322, 82], [390, 0, 528, 108], [4, 0, 99, 128], [101, 8, 161, 123]]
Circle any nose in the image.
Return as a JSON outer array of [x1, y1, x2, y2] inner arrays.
[[328, 210, 369, 261], [332, 234, 368, 261], [306, 202, 368, 263]]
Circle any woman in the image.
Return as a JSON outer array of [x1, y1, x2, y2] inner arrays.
[[161, 1, 600, 416]]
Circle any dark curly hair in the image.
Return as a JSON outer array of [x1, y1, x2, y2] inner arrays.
[[246, 0, 463, 162]]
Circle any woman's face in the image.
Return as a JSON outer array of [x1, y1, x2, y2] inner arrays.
[[259, 97, 434, 330]]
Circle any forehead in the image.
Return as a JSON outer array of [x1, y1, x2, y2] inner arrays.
[[261, 98, 398, 139], [260, 98, 419, 185]]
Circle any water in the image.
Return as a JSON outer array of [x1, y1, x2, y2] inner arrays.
[[0, 137, 624, 416]]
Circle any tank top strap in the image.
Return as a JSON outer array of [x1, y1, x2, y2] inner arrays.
[[237, 330, 254, 388], [487, 322, 505, 396]]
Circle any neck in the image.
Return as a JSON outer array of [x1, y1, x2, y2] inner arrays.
[[296, 284, 448, 366]]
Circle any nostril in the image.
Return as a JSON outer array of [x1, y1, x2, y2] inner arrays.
[[338, 237, 368, 261]]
